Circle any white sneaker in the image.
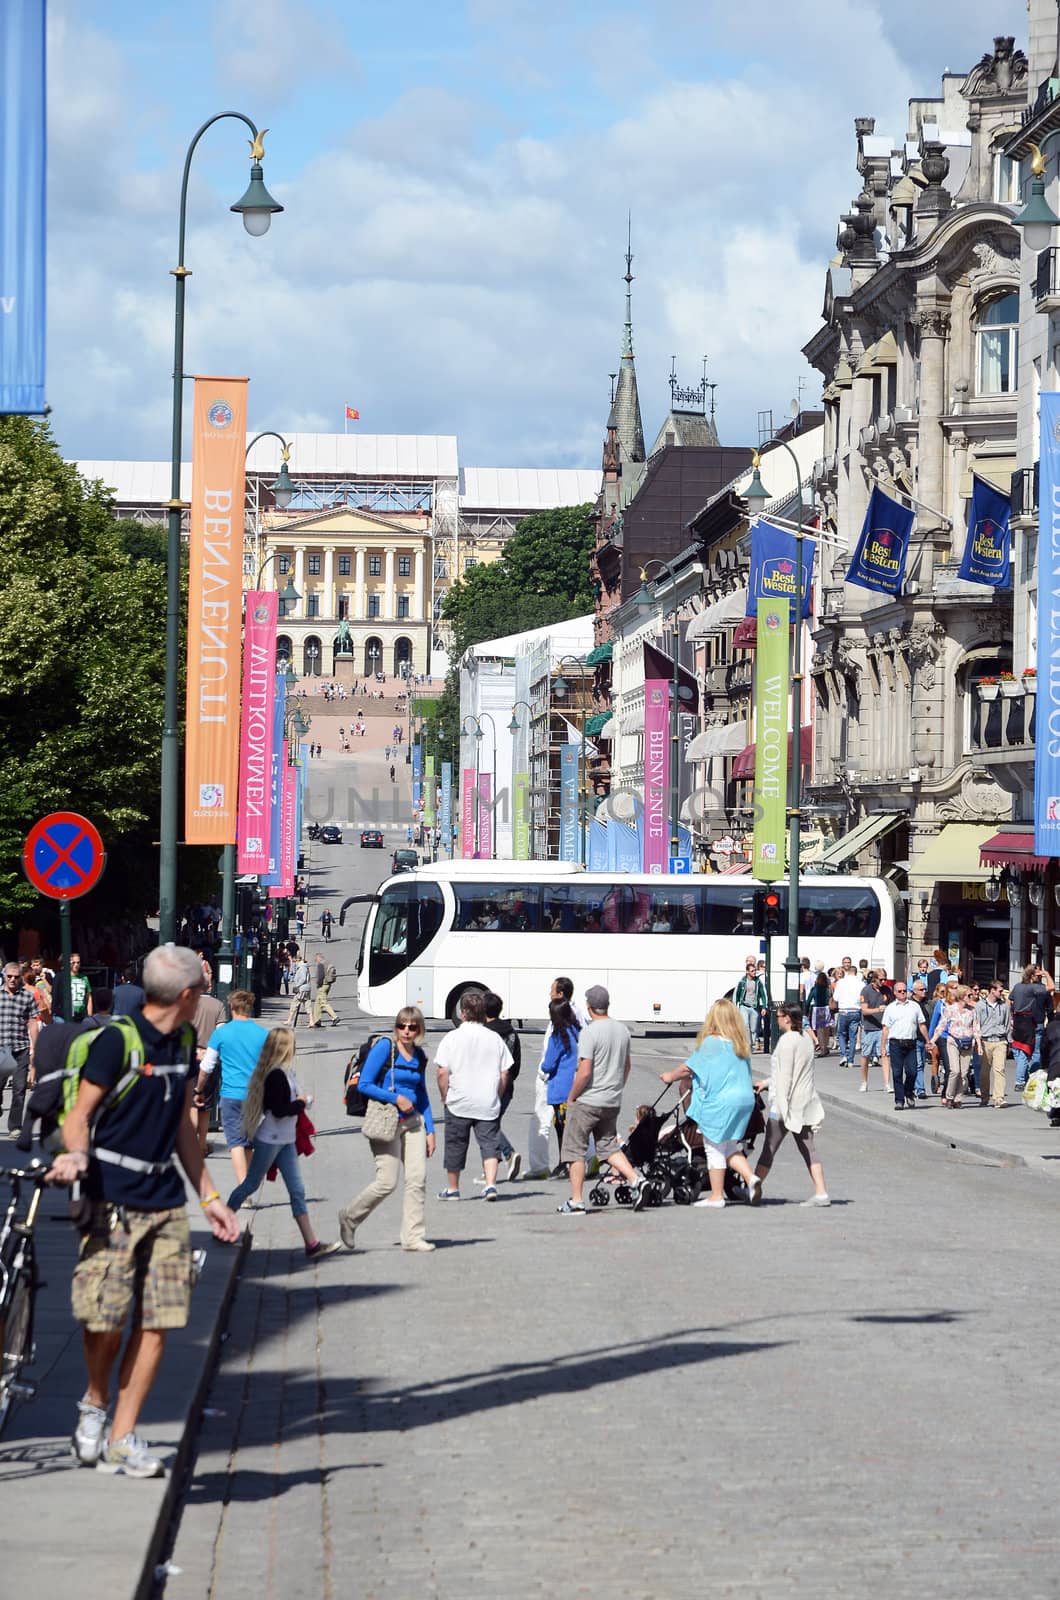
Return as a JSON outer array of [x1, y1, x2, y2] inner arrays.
[[858, 1082, 868, 1093], [801, 1193, 831, 1207], [97, 1432, 166, 1478], [72, 1399, 108, 1466], [693, 1196, 726, 1208], [505, 1151, 522, 1182], [747, 1175, 763, 1207]]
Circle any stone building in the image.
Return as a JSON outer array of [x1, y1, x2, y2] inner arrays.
[[803, 39, 1027, 978]]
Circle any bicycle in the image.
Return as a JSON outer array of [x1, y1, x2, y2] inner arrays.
[[0, 1163, 48, 1437]]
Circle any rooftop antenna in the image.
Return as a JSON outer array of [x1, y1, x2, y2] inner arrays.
[[622, 213, 634, 359], [707, 382, 717, 422], [609, 372, 617, 404]]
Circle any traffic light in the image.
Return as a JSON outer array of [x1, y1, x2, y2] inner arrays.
[[752, 888, 782, 936]]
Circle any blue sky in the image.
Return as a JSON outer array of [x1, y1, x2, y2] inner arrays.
[[49, 0, 1028, 470]]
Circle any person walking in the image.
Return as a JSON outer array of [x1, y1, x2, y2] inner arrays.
[[976, 979, 1013, 1108], [832, 960, 863, 1071], [320, 908, 333, 943], [932, 985, 983, 1108], [807, 962, 833, 1056], [880, 980, 930, 1109], [527, 976, 585, 1179], [928, 976, 960, 1096], [484, 991, 522, 1181], [338, 1008, 435, 1252], [1010, 964, 1053, 1090], [310, 957, 340, 1028], [558, 986, 645, 1215], [660, 997, 758, 1210], [734, 959, 768, 1054], [67, 953, 94, 1023], [227, 1027, 340, 1258], [0, 961, 40, 1134], [435, 990, 511, 1201], [858, 969, 888, 1092], [193, 991, 266, 1182], [540, 997, 580, 1172], [910, 978, 932, 1098], [753, 1004, 830, 1205], [286, 950, 312, 1028], [48, 945, 240, 1477]]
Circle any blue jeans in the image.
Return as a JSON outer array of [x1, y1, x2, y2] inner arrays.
[[738, 1004, 758, 1049], [837, 1010, 860, 1064], [1016, 1026, 1043, 1086], [889, 1039, 918, 1106], [228, 1139, 307, 1218], [914, 1038, 926, 1095]]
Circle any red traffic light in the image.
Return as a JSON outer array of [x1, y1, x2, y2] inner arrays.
[[764, 892, 780, 909]]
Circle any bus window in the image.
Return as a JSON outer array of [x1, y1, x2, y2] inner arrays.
[[453, 883, 541, 931], [701, 884, 754, 935], [541, 882, 619, 932], [369, 882, 445, 986]]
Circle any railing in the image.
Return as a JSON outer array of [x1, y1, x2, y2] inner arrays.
[[1011, 463, 1039, 520], [969, 689, 1035, 757], [1022, 76, 1060, 127], [1035, 246, 1060, 306]]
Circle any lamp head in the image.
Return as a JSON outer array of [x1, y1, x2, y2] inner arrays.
[[280, 575, 301, 608], [743, 452, 770, 514], [1012, 146, 1060, 252], [271, 456, 295, 510], [507, 712, 520, 734], [284, 661, 296, 689], [553, 673, 568, 699], [984, 872, 1002, 905], [231, 133, 284, 236]]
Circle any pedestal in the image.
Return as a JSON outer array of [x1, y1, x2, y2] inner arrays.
[[334, 654, 355, 686]]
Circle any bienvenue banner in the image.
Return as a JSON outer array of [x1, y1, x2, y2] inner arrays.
[[0, 0, 46, 414], [1036, 394, 1060, 856], [478, 772, 493, 858], [642, 678, 669, 873], [236, 591, 278, 873], [185, 376, 248, 843], [751, 596, 790, 881]]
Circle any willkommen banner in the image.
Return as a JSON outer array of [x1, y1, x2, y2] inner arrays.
[[237, 592, 278, 873], [460, 768, 475, 857], [0, 0, 46, 414], [1036, 394, 1060, 856], [440, 762, 452, 854]]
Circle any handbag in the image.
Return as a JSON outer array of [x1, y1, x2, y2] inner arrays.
[[362, 1044, 400, 1141]]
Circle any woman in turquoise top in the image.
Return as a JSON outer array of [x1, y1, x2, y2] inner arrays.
[[660, 997, 760, 1209]]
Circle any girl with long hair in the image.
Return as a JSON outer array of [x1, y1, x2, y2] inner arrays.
[[660, 997, 759, 1208], [227, 1027, 340, 1259], [541, 997, 580, 1163]]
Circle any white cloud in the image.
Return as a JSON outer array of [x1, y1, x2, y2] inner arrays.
[[209, 0, 358, 101]]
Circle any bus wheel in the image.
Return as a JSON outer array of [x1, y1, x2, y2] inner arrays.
[[447, 984, 487, 1028]]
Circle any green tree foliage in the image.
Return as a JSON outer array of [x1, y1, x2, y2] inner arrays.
[[0, 418, 170, 931]]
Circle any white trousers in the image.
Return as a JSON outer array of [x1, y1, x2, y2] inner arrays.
[[528, 1070, 553, 1174]]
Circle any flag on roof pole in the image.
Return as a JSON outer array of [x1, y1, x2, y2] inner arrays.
[[343, 405, 360, 433]]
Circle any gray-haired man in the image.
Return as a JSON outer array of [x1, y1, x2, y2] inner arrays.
[[558, 986, 646, 1215]]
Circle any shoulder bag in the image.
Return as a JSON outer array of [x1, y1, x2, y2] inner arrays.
[[362, 1042, 400, 1142]]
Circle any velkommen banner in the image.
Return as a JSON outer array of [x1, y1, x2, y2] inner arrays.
[[642, 678, 669, 873], [0, 0, 46, 414], [751, 597, 790, 882], [236, 591, 278, 873], [1036, 394, 1060, 856], [185, 376, 248, 843], [958, 475, 1011, 587], [559, 746, 579, 862]]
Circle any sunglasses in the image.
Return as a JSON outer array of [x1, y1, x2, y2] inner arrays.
[[397, 1022, 419, 1031]]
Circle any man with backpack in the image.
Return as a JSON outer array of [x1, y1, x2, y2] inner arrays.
[[286, 949, 312, 1028], [310, 955, 339, 1028], [47, 944, 240, 1478]]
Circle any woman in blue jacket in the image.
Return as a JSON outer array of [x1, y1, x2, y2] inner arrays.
[[338, 1007, 436, 1252], [540, 998, 580, 1164]]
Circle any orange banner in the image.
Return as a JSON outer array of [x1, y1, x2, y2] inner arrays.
[[185, 376, 248, 843]]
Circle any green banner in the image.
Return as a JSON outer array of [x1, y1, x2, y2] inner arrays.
[[423, 754, 435, 827], [751, 596, 790, 882], [513, 770, 530, 860]]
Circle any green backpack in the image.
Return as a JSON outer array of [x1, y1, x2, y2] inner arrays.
[[59, 1016, 195, 1145]]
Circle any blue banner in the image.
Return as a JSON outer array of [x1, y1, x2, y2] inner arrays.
[[958, 475, 1011, 587], [588, 817, 608, 871], [260, 673, 286, 886], [411, 741, 422, 809], [559, 746, 579, 862], [608, 817, 641, 873], [1036, 394, 1060, 856], [440, 761, 452, 856], [845, 486, 915, 595], [0, 1, 46, 414], [747, 520, 816, 620]]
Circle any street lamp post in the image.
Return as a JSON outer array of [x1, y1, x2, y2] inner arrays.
[[743, 439, 806, 1006], [551, 657, 590, 867], [508, 698, 533, 860], [158, 116, 283, 947], [634, 562, 684, 861], [461, 713, 498, 858]]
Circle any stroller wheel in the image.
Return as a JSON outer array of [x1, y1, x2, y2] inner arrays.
[[647, 1181, 665, 1208], [672, 1178, 694, 1206], [614, 1184, 633, 1206], [648, 1163, 673, 1200], [588, 1184, 610, 1207]]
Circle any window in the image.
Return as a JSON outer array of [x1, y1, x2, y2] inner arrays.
[[464, 556, 477, 572], [338, 596, 349, 620], [277, 554, 291, 575], [307, 593, 319, 618], [308, 554, 321, 576], [398, 554, 411, 577], [368, 594, 380, 618], [368, 554, 382, 577], [369, 883, 445, 986], [977, 292, 1019, 394], [994, 152, 1020, 205], [397, 595, 410, 619], [338, 555, 351, 577], [434, 559, 447, 578]]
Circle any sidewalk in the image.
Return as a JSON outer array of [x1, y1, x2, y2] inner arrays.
[[815, 1054, 1060, 1175], [0, 1144, 248, 1600]]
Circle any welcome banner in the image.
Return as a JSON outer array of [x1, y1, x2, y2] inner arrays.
[[423, 754, 435, 827], [958, 475, 1011, 587], [751, 597, 790, 881], [642, 678, 669, 873], [236, 591, 278, 873], [185, 376, 248, 843], [1036, 394, 1060, 856], [461, 767, 476, 857], [0, 0, 46, 414], [559, 746, 579, 862], [513, 770, 530, 860], [441, 762, 452, 855]]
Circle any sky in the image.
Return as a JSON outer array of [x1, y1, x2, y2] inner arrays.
[[48, 0, 1028, 472]]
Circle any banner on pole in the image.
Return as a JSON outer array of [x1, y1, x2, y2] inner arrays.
[[423, 754, 435, 827], [260, 673, 286, 886], [412, 742, 422, 809], [441, 762, 452, 855], [0, 0, 46, 414], [1036, 394, 1060, 856], [185, 376, 249, 843], [559, 746, 579, 863], [269, 747, 296, 897], [461, 767, 476, 857], [236, 591, 278, 873], [844, 485, 914, 596], [958, 475, 1011, 587], [478, 772, 493, 858], [747, 520, 816, 619], [513, 770, 530, 860], [751, 597, 790, 881], [642, 678, 669, 874]]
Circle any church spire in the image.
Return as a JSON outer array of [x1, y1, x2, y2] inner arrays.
[[611, 215, 645, 471], [622, 214, 635, 359]]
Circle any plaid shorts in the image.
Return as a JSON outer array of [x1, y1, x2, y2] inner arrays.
[[72, 1203, 192, 1333]]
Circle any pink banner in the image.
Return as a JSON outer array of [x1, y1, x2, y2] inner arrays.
[[237, 590, 277, 873], [643, 678, 669, 874], [461, 767, 476, 858], [478, 772, 492, 859], [269, 747, 297, 897]]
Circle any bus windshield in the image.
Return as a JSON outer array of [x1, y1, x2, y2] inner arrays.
[[369, 881, 445, 987]]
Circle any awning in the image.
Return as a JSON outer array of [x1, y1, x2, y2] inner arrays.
[[585, 641, 613, 667], [908, 823, 1000, 883], [686, 721, 748, 761], [721, 861, 752, 875], [960, 459, 1016, 499], [979, 826, 1049, 871], [687, 588, 748, 641], [597, 716, 614, 740], [583, 711, 611, 736], [816, 812, 902, 870], [732, 725, 812, 782]]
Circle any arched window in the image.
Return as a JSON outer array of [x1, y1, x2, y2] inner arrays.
[[364, 635, 383, 678], [393, 637, 412, 677], [976, 292, 1019, 394], [276, 635, 293, 664], [302, 635, 322, 677]]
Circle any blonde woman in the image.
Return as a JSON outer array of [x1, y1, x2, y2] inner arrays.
[[227, 1027, 340, 1259], [660, 996, 759, 1209], [338, 1007, 436, 1252], [931, 984, 982, 1108]]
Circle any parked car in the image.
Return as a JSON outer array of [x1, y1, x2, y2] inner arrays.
[[319, 825, 343, 844], [360, 828, 384, 848], [391, 848, 419, 874]]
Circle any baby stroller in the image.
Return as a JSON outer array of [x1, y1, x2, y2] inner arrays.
[[586, 1083, 765, 1208]]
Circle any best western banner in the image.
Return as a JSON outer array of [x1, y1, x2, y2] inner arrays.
[[0, 0, 46, 414], [845, 486, 914, 596], [958, 475, 1011, 587], [747, 521, 816, 619], [236, 591, 278, 873], [642, 678, 669, 873], [1036, 394, 1060, 856], [751, 597, 790, 882], [185, 376, 249, 843]]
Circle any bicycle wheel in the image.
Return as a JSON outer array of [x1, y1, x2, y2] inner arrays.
[[0, 1256, 36, 1438]]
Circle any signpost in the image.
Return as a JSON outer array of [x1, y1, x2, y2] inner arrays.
[[668, 855, 692, 876], [22, 811, 106, 1022]]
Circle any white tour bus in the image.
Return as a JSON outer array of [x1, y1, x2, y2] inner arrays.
[[349, 861, 900, 1026]]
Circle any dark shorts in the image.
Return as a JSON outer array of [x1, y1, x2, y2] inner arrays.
[[220, 1096, 251, 1149], [560, 1101, 622, 1163], [444, 1112, 501, 1171]]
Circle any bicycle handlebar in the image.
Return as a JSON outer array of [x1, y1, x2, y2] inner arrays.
[[0, 1164, 49, 1184]]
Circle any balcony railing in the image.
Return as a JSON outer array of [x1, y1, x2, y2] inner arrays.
[[1035, 247, 1060, 310], [969, 688, 1035, 759], [1011, 464, 1039, 520]]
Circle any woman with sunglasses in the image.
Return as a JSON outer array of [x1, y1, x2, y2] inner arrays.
[[338, 1008, 436, 1252]]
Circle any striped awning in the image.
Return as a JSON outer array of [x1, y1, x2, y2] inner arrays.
[[687, 588, 748, 641], [685, 721, 748, 761]]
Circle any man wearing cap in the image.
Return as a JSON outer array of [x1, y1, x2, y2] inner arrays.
[[557, 986, 645, 1215]]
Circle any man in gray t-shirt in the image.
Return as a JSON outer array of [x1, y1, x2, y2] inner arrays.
[[557, 985, 645, 1215]]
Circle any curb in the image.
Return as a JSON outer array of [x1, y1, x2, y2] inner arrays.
[[819, 1088, 1058, 1175], [134, 1223, 251, 1600]]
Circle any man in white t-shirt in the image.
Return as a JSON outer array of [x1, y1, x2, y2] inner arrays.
[[435, 990, 512, 1201], [832, 958, 864, 1069]]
